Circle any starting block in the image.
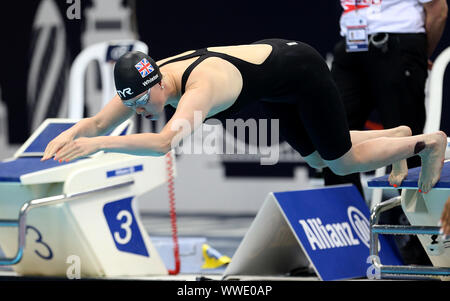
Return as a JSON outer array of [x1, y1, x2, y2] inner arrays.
[[368, 160, 450, 278], [0, 119, 171, 277]]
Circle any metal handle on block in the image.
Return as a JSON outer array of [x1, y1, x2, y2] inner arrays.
[[370, 196, 402, 262], [369, 196, 450, 278], [0, 179, 134, 265]]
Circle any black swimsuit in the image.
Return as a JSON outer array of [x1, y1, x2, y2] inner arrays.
[[159, 38, 352, 161]]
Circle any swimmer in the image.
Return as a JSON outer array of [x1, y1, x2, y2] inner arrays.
[[41, 39, 447, 193]]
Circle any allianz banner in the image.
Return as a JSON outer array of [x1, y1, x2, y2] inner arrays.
[[275, 185, 403, 280]]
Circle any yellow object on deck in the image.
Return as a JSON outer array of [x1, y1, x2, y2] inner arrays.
[[202, 244, 231, 269]]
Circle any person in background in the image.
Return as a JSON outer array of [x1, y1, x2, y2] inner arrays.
[[323, 0, 448, 265]]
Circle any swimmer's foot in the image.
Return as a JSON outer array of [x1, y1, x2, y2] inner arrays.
[[388, 126, 412, 187], [389, 159, 408, 187], [417, 131, 447, 193]]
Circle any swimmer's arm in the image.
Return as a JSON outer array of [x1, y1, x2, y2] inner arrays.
[[76, 94, 134, 137], [54, 80, 214, 161], [95, 133, 172, 157], [92, 85, 213, 157], [42, 95, 132, 160]]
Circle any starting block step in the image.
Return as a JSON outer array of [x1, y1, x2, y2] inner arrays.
[[368, 161, 450, 189]]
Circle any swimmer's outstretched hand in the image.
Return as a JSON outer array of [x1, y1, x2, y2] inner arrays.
[[41, 131, 76, 161], [46, 136, 101, 163]]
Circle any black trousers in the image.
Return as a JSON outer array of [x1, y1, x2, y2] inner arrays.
[[323, 33, 428, 195], [323, 33, 430, 265]]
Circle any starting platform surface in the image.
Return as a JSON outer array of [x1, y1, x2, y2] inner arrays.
[[367, 161, 450, 189], [0, 157, 84, 182]]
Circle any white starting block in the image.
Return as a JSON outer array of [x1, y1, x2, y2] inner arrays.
[[368, 157, 450, 279], [0, 118, 171, 277]]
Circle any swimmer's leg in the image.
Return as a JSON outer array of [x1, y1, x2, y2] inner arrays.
[[324, 131, 447, 193], [308, 126, 412, 183], [304, 151, 327, 169], [350, 125, 412, 186], [349, 126, 411, 145]]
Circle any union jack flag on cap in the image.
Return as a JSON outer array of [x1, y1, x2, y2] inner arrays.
[[135, 58, 154, 78]]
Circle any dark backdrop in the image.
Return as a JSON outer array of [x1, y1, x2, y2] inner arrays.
[[135, 1, 342, 61], [135, 0, 450, 134]]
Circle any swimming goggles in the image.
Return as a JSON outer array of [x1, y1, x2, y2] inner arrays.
[[122, 89, 150, 107]]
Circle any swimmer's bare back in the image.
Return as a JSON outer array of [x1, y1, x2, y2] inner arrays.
[[155, 44, 273, 117]]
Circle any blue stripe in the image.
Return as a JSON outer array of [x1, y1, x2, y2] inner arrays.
[[106, 165, 143, 178]]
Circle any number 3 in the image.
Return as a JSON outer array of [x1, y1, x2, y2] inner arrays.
[[114, 210, 133, 245]]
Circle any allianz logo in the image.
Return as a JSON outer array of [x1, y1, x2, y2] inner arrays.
[[298, 206, 372, 250]]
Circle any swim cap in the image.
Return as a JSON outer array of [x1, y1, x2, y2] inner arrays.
[[113, 51, 162, 100]]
